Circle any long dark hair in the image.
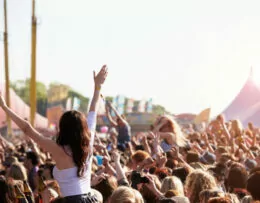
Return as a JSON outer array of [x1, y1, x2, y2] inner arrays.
[[56, 111, 90, 177]]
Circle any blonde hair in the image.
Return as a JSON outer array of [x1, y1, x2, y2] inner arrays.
[[161, 176, 184, 196], [161, 115, 187, 147], [185, 169, 217, 203], [110, 186, 144, 203], [8, 163, 27, 181], [231, 120, 243, 137]]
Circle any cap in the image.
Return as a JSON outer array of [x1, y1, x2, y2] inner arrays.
[[200, 151, 216, 165]]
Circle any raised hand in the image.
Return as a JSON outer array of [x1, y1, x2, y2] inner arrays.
[[201, 132, 209, 144], [112, 151, 120, 163], [93, 65, 108, 87], [91, 174, 107, 187]]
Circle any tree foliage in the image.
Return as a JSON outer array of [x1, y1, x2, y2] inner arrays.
[[11, 79, 48, 116]]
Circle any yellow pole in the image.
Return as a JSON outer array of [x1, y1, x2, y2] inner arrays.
[[3, 0, 12, 136], [30, 0, 37, 126]]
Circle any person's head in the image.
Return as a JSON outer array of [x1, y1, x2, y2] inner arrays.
[[91, 189, 103, 203], [248, 122, 254, 131], [189, 133, 200, 143], [216, 115, 225, 123], [245, 159, 257, 171], [156, 115, 187, 147], [219, 153, 232, 165], [186, 151, 200, 164], [185, 169, 217, 203], [3, 156, 18, 168], [131, 150, 150, 169], [165, 159, 178, 169], [226, 166, 248, 192], [161, 176, 184, 196], [247, 171, 260, 201], [93, 176, 117, 202], [140, 175, 161, 203], [199, 189, 224, 203], [116, 115, 126, 127], [208, 163, 227, 183], [215, 147, 227, 162], [0, 176, 15, 203], [155, 168, 169, 181], [110, 186, 144, 203], [56, 110, 90, 177], [172, 167, 189, 184], [208, 197, 232, 203], [7, 163, 27, 181], [231, 120, 243, 136], [200, 152, 216, 165], [43, 163, 55, 180], [24, 151, 39, 170]]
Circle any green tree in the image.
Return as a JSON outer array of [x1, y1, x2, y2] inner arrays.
[[152, 104, 166, 115], [11, 79, 48, 116]]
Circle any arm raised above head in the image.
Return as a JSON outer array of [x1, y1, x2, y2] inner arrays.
[[89, 65, 108, 113], [0, 93, 62, 158]]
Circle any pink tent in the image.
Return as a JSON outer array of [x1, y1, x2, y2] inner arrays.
[[0, 85, 48, 129], [222, 69, 260, 127]]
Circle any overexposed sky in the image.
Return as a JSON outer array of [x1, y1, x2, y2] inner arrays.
[[1, 0, 260, 116]]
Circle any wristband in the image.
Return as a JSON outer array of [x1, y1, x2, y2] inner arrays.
[[95, 85, 101, 91]]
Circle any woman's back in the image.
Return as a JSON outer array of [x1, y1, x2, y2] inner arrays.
[[53, 111, 96, 197]]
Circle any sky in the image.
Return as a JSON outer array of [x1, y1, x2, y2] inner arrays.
[[1, 0, 260, 117]]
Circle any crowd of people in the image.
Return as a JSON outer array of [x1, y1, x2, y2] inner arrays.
[[0, 66, 260, 202]]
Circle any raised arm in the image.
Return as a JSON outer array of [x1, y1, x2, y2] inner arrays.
[[89, 65, 108, 113], [0, 94, 61, 157], [105, 105, 118, 127], [87, 65, 108, 155], [112, 151, 128, 184], [107, 101, 127, 125]]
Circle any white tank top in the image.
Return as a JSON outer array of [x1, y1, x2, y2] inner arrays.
[[53, 111, 96, 197]]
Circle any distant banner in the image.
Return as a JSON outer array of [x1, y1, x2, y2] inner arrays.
[[146, 98, 153, 113], [73, 97, 81, 110], [126, 99, 135, 113], [194, 108, 211, 124], [126, 113, 157, 125], [138, 100, 146, 113], [117, 95, 125, 115], [66, 98, 72, 111]]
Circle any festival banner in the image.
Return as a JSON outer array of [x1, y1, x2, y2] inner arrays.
[[66, 97, 72, 111], [117, 95, 125, 115], [194, 108, 211, 124], [126, 98, 135, 113], [146, 98, 153, 113], [138, 99, 146, 113], [73, 97, 81, 110]]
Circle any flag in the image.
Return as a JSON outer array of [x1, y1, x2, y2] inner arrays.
[[117, 95, 125, 115], [194, 108, 211, 124], [73, 97, 81, 110], [126, 99, 134, 113], [146, 98, 153, 113], [138, 100, 146, 112], [66, 98, 72, 111]]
